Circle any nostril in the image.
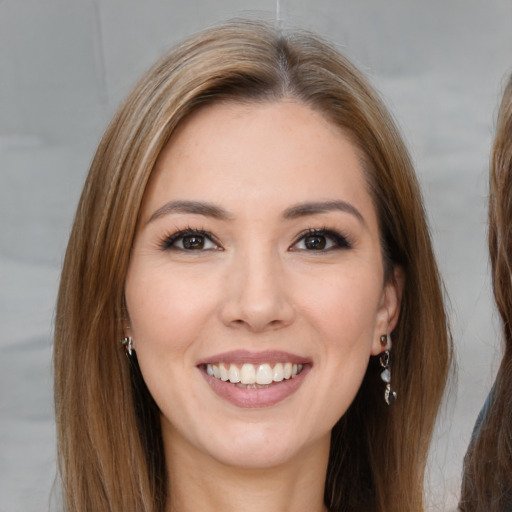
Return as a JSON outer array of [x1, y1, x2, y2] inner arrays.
[[229, 319, 247, 328], [227, 317, 289, 332]]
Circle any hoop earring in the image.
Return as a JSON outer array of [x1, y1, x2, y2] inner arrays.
[[379, 334, 397, 406], [120, 336, 134, 357]]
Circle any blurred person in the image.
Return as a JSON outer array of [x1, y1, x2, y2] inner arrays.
[[460, 74, 512, 512]]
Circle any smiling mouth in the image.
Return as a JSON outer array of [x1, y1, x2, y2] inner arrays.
[[204, 362, 304, 387]]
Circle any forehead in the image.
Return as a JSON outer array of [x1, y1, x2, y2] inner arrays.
[[142, 100, 377, 227]]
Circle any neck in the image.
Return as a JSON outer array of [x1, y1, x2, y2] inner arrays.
[[164, 429, 330, 512]]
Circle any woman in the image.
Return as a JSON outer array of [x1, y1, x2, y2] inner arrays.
[[54, 20, 452, 512], [460, 74, 512, 512]]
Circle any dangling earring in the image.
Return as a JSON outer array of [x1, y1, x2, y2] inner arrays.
[[379, 333, 397, 406], [120, 336, 134, 357]]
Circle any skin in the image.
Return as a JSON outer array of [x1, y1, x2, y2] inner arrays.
[[125, 100, 401, 512]]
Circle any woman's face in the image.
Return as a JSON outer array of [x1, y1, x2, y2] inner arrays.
[[125, 100, 400, 470]]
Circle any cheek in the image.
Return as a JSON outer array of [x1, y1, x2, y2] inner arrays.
[[123, 264, 221, 421], [286, 269, 383, 433], [297, 268, 382, 347], [124, 262, 220, 356]]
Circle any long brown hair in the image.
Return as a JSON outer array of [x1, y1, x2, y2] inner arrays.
[[460, 74, 512, 512], [54, 19, 452, 512]]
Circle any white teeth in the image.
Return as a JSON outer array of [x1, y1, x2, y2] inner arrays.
[[205, 361, 305, 385], [240, 364, 256, 384], [219, 363, 229, 381], [272, 363, 284, 382], [228, 364, 240, 383], [256, 364, 273, 385]]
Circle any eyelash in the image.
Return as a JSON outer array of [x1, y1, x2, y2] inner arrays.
[[160, 228, 221, 251], [159, 227, 352, 252], [290, 228, 352, 251]]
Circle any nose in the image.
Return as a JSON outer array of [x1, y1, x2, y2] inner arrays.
[[219, 249, 296, 333]]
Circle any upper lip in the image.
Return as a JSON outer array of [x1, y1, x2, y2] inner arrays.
[[196, 350, 310, 366]]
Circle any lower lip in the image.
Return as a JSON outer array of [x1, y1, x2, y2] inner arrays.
[[200, 366, 310, 408]]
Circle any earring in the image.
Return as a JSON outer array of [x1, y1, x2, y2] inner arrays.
[[120, 336, 134, 357], [379, 334, 397, 406]]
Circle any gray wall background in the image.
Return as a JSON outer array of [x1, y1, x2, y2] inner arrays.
[[1, 1, 511, 510]]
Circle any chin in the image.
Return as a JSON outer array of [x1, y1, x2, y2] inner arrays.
[[199, 421, 327, 470], [210, 439, 302, 470]]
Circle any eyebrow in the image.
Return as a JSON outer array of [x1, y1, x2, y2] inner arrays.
[[147, 200, 233, 224], [147, 199, 365, 225], [282, 200, 366, 225]]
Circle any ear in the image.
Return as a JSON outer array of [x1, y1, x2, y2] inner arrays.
[[121, 297, 132, 338], [371, 266, 404, 356], [121, 318, 133, 343]]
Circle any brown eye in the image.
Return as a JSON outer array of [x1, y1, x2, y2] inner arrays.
[[290, 229, 352, 252], [182, 235, 206, 249], [304, 234, 327, 250], [162, 229, 220, 251]]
